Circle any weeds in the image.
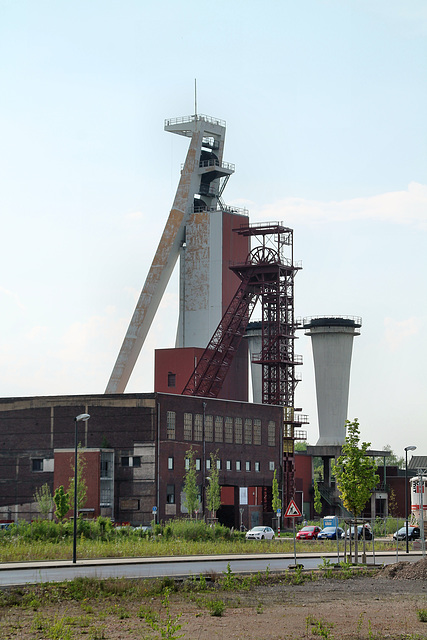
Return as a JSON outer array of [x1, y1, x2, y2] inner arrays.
[[207, 599, 226, 617], [139, 587, 185, 639], [417, 608, 427, 622], [221, 562, 238, 590], [306, 614, 334, 638]]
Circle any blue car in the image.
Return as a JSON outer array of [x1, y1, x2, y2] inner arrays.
[[317, 526, 345, 540]]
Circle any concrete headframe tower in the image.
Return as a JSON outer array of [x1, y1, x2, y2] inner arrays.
[[106, 114, 249, 397], [303, 316, 361, 445]]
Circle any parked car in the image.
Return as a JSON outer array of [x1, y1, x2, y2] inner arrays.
[[317, 526, 345, 540], [346, 524, 373, 540], [296, 525, 322, 540], [245, 526, 275, 540], [393, 526, 421, 541]]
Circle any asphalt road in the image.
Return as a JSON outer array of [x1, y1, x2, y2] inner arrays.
[[0, 551, 423, 587]]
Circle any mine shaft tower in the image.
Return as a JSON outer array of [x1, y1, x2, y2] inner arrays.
[[183, 221, 307, 509]]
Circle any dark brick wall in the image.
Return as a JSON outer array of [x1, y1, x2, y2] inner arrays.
[[0, 393, 283, 527]]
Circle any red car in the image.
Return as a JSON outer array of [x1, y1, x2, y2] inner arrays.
[[296, 525, 322, 540]]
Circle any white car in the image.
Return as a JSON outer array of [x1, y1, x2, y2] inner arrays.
[[245, 526, 275, 540]]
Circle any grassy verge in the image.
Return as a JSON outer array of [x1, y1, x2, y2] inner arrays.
[[0, 518, 407, 563]]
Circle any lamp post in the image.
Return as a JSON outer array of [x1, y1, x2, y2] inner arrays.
[[73, 413, 90, 564], [404, 445, 416, 554]]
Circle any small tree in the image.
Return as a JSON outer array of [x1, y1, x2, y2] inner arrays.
[[183, 448, 199, 518], [34, 483, 53, 519], [68, 445, 88, 515], [313, 479, 322, 518], [53, 485, 70, 522], [206, 451, 221, 519], [272, 469, 281, 514], [332, 419, 379, 563]]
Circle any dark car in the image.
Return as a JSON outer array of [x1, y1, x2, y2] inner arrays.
[[317, 526, 345, 540], [296, 525, 322, 540], [393, 526, 421, 541], [347, 524, 373, 540]]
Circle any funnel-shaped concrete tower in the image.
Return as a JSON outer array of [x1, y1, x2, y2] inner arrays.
[[304, 316, 361, 446]]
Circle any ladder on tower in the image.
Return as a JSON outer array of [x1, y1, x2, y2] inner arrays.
[[182, 274, 259, 397]]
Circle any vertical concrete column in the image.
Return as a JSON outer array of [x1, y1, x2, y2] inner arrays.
[[245, 321, 263, 403], [304, 317, 361, 446]]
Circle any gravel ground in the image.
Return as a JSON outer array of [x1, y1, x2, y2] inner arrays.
[[0, 558, 426, 639]]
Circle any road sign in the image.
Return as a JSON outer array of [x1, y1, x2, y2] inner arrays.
[[284, 499, 302, 518], [276, 508, 281, 515], [152, 506, 157, 513]]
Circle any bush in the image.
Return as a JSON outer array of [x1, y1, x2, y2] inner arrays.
[[162, 519, 232, 542], [207, 599, 226, 616]]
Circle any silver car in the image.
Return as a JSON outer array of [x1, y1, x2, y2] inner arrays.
[[245, 526, 275, 540]]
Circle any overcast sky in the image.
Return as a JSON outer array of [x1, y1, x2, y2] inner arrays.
[[1, 1, 426, 458]]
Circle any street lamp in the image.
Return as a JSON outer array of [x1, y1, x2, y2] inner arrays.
[[404, 445, 417, 554], [73, 413, 90, 564]]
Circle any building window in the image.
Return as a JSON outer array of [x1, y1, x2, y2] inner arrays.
[[235, 417, 242, 444], [206, 459, 211, 470], [32, 459, 43, 472], [194, 414, 203, 441], [244, 419, 252, 445], [225, 417, 233, 443], [226, 460, 231, 471], [167, 411, 176, 440], [166, 484, 175, 504], [185, 457, 190, 470], [268, 421, 275, 447], [214, 416, 223, 442], [184, 412, 193, 440], [168, 457, 174, 470], [253, 419, 261, 445], [167, 372, 176, 387], [205, 415, 213, 442], [216, 459, 221, 470], [236, 460, 241, 472], [121, 456, 140, 467], [196, 458, 201, 471], [246, 461, 251, 472], [255, 461, 260, 472], [269, 461, 275, 471]]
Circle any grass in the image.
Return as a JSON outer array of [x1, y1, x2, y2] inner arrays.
[[0, 535, 397, 563]]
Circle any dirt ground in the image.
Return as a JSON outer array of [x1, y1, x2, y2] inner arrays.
[[1, 559, 427, 639]]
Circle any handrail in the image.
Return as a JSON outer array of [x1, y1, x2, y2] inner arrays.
[[165, 114, 226, 128], [301, 315, 362, 326], [199, 159, 235, 171]]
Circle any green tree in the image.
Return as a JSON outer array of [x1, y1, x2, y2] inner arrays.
[[33, 483, 53, 519], [332, 419, 379, 564], [183, 448, 199, 518], [206, 451, 221, 519], [53, 485, 70, 522], [313, 479, 322, 517], [294, 441, 307, 452], [375, 444, 404, 469], [68, 445, 88, 515], [272, 469, 281, 514]]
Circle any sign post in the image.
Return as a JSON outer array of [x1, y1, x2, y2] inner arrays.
[[276, 508, 281, 538], [152, 506, 157, 526], [284, 499, 302, 567]]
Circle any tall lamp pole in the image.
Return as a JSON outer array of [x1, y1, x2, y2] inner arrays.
[[404, 445, 416, 554], [73, 413, 90, 564]]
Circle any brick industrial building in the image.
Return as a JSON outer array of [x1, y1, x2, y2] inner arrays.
[[0, 392, 283, 529]]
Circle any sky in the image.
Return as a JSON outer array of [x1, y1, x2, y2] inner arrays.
[[0, 0, 426, 459]]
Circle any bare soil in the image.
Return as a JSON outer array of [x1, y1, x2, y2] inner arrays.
[[1, 559, 427, 639]]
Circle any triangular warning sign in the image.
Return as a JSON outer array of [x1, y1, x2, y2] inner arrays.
[[284, 499, 302, 518]]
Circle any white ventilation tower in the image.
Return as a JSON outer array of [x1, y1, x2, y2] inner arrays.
[[304, 316, 361, 446]]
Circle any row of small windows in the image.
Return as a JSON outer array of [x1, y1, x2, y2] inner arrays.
[[167, 412, 276, 446], [168, 456, 275, 473]]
